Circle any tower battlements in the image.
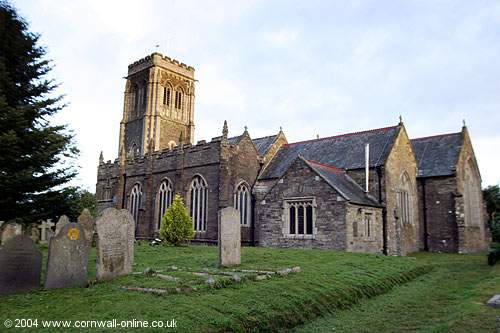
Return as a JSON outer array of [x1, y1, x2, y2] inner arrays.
[[127, 52, 195, 78]]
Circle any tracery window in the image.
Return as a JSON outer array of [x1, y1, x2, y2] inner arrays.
[[396, 172, 412, 224], [464, 160, 481, 226], [175, 89, 183, 109], [286, 199, 315, 236], [234, 182, 251, 225], [129, 183, 142, 227], [190, 175, 208, 232], [156, 179, 173, 229]]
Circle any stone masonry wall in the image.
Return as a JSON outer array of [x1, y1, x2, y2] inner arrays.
[[257, 158, 348, 249], [455, 129, 489, 252], [345, 204, 383, 253], [384, 125, 420, 255], [417, 176, 458, 252]]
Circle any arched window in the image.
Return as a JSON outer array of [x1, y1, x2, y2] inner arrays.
[[129, 183, 142, 227], [168, 141, 177, 150], [190, 175, 208, 232], [156, 179, 173, 230], [396, 172, 412, 224], [234, 182, 251, 225], [464, 160, 481, 226], [163, 86, 171, 106], [175, 89, 183, 109]]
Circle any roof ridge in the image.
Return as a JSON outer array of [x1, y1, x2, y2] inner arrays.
[[411, 132, 461, 141], [304, 159, 344, 173], [284, 125, 399, 147], [253, 134, 278, 141]]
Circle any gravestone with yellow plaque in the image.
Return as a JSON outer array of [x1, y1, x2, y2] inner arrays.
[[44, 222, 91, 289]]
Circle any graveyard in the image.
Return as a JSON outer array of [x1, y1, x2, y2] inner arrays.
[[1, 211, 499, 332]]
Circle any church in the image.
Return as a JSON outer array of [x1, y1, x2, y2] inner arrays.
[[96, 52, 489, 255]]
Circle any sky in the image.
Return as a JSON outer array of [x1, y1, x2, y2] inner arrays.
[[12, 0, 500, 190]]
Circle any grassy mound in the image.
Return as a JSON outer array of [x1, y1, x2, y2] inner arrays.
[[0, 245, 429, 332]]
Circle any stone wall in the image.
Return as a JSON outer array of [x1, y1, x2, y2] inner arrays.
[[384, 125, 420, 255], [417, 176, 458, 252], [345, 204, 383, 253], [257, 158, 348, 249], [454, 128, 489, 252], [223, 134, 261, 243]]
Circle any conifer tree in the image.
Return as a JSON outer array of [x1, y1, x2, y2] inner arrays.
[[159, 194, 194, 245], [0, 2, 78, 223]]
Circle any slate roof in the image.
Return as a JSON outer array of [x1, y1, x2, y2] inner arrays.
[[303, 159, 381, 207], [228, 134, 278, 156], [260, 125, 400, 180], [411, 132, 463, 178]]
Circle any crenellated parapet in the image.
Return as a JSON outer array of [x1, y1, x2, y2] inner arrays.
[[127, 52, 195, 78]]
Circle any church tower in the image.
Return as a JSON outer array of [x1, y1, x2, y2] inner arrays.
[[118, 52, 195, 158]]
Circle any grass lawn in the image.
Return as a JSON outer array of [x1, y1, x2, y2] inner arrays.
[[294, 251, 500, 333], [0, 244, 427, 332]]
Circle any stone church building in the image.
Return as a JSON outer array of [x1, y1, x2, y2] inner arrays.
[[96, 52, 489, 255]]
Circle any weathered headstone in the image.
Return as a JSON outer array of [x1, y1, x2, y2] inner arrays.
[[1, 222, 23, 245], [38, 219, 54, 244], [29, 223, 40, 243], [55, 215, 70, 236], [44, 223, 91, 289], [218, 207, 241, 267], [0, 235, 42, 295], [487, 294, 500, 308], [95, 208, 135, 281], [77, 209, 94, 245]]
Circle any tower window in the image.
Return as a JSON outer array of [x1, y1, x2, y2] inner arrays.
[[133, 84, 140, 116], [163, 86, 171, 106], [175, 90, 183, 109], [142, 82, 147, 108]]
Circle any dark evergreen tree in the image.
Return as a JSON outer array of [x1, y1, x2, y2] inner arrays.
[[0, 2, 78, 223]]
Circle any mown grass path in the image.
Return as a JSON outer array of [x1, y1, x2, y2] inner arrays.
[[294, 252, 500, 332], [0, 245, 428, 332]]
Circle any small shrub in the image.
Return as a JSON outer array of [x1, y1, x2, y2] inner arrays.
[[159, 194, 194, 246], [490, 216, 500, 243], [487, 248, 500, 266]]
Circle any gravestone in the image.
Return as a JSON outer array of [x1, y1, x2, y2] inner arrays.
[[95, 208, 135, 281], [77, 209, 94, 245], [1, 222, 23, 245], [487, 294, 500, 308], [38, 219, 54, 244], [55, 215, 70, 236], [0, 235, 42, 295], [218, 207, 241, 267], [29, 223, 40, 243], [44, 223, 91, 289]]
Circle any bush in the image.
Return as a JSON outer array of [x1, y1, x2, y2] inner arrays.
[[488, 248, 500, 266], [490, 216, 500, 243], [159, 194, 194, 245]]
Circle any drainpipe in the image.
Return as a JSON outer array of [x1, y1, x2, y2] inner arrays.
[[377, 166, 388, 255], [422, 178, 429, 251]]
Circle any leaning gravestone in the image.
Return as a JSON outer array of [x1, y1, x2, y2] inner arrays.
[[55, 215, 70, 236], [44, 223, 91, 289], [95, 208, 135, 281], [1, 222, 23, 245], [77, 209, 94, 245], [0, 235, 42, 295], [218, 207, 241, 267]]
